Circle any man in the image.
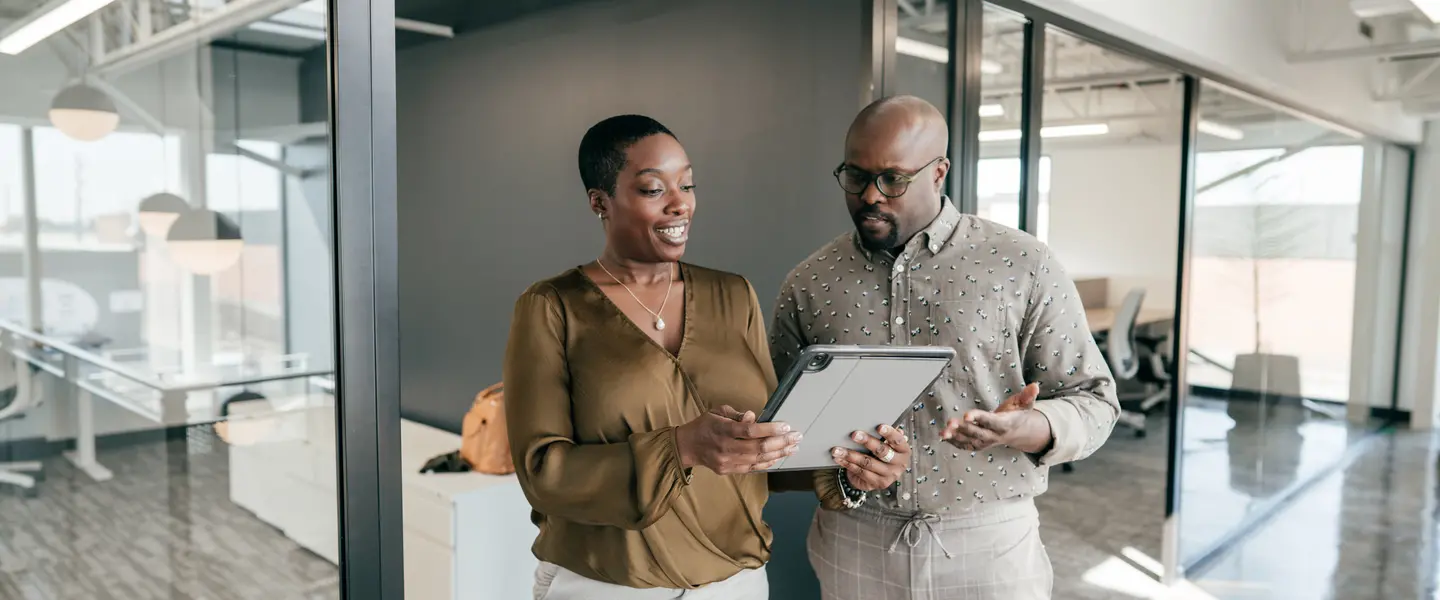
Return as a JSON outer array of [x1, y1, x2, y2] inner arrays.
[[769, 95, 1119, 599]]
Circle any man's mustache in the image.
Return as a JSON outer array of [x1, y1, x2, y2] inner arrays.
[[852, 205, 897, 226]]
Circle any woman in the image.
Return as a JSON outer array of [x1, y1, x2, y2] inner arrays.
[[504, 115, 910, 600]]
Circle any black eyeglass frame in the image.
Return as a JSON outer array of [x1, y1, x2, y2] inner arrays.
[[832, 156, 947, 198]]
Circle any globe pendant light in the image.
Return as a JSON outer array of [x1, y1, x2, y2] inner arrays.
[[166, 208, 244, 274], [49, 83, 119, 142], [136, 192, 190, 237]]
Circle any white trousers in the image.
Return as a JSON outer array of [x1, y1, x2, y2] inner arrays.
[[533, 562, 769, 600]]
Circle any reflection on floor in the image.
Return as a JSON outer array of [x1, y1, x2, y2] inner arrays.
[[0, 427, 339, 600], [1040, 397, 1383, 600], [1177, 396, 1375, 565], [1193, 429, 1437, 599]]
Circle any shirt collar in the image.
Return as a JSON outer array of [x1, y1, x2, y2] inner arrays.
[[853, 196, 963, 261]]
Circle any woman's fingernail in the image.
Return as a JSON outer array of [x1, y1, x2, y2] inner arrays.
[[879, 424, 891, 434], [790, 433, 804, 442], [779, 423, 791, 433], [852, 431, 865, 442], [832, 447, 845, 457]]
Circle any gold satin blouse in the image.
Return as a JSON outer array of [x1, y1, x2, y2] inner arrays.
[[503, 263, 784, 589]]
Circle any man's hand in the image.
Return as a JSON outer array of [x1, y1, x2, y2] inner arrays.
[[940, 383, 1053, 455], [831, 424, 910, 491]]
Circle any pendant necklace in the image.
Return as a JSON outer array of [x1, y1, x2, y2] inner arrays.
[[597, 259, 674, 331]]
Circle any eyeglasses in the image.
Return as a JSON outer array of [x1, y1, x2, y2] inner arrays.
[[833, 156, 945, 198]]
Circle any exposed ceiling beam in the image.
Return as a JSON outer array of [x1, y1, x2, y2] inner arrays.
[[1197, 136, 1337, 194], [395, 17, 451, 38], [1289, 38, 1440, 62]]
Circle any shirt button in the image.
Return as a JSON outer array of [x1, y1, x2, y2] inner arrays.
[[893, 263, 904, 272], [901, 492, 912, 501], [895, 316, 905, 325]]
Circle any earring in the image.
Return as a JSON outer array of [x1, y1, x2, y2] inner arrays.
[[597, 213, 605, 220]]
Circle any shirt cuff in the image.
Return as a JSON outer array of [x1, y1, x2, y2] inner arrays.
[[1030, 400, 1085, 465], [666, 426, 694, 485], [813, 468, 851, 511]]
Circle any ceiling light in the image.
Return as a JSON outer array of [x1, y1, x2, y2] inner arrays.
[[247, 20, 326, 41], [896, 36, 1004, 73], [1042, 123, 1110, 138], [48, 83, 120, 141], [136, 192, 190, 237], [1197, 120, 1245, 141], [978, 123, 1111, 142], [1412, 0, 1440, 22], [979, 104, 1005, 118], [166, 209, 245, 275], [979, 129, 1023, 142], [0, 0, 117, 55]]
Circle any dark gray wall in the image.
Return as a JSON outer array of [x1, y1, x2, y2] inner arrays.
[[397, 0, 868, 431]]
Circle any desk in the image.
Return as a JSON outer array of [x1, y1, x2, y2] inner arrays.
[[1085, 307, 1172, 333]]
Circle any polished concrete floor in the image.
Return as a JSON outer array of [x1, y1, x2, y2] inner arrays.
[[0, 400, 1425, 600], [1192, 429, 1438, 599], [1039, 396, 1408, 600], [0, 428, 339, 600]]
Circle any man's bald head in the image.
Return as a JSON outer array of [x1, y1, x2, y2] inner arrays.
[[839, 95, 952, 252], [846, 95, 949, 161]]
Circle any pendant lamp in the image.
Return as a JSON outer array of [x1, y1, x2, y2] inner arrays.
[[136, 192, 189, 237], [49, 83, 119, 142], [166, 208, 244, 274]]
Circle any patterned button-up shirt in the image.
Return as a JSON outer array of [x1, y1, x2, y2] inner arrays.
[[768, 201, 1119, 515]]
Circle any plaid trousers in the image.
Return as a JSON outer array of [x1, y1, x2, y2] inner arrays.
[[807, 498, 1052, 600]]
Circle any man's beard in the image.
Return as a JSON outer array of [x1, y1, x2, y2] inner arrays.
[[853, 206, 900, 251]]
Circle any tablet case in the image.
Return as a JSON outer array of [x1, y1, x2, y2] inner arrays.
[[760, 345, 955, 471]]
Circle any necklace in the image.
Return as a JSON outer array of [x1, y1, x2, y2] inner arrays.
[[597, 259, 674, 331]]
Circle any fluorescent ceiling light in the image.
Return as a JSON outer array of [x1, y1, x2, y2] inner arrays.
[[248, 20, 326, 41], [979, 104, 1005, 118], [1412, 0, 1440, 22], [978, 123, 1110, 142], [896, 36, 1003, 73], [1197, 120, 1245, 141], [1043, 123, 1110, 138], [0, 0, 118, 55]]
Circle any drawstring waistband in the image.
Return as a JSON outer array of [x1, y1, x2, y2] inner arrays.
[[887, 513, 954, 559]]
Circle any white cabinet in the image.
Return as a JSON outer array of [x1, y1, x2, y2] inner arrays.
[[399, 419, 539, 600], [227, 400, 539, 599]]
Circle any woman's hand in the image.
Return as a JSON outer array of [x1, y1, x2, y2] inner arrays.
[[831, 424, 910, 491], [675, 406, 801, 474]]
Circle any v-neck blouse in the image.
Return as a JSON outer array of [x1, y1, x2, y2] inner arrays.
[[503, 263, 780, 589]]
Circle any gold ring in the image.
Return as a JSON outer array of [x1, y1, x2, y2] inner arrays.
[[880, 447, 896, 463]]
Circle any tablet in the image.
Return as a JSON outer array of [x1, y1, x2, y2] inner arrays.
[[759, 345, 956, 472]]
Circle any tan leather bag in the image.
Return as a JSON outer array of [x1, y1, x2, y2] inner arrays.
[[461, 382, 515, 475]]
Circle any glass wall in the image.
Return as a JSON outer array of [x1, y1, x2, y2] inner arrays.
[[1025, 24, 1186, 590], [909, 1, 1409, 591], [1178, 83, 1373, 566], [0, 0, 341, 597]]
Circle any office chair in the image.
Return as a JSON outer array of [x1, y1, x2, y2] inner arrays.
[[0, 355, 43, 495], [1103, 289, 1152, 437]]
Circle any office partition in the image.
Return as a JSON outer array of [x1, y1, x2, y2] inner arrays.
[[0, 0, 399, 597]]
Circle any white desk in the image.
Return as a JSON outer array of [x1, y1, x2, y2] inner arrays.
[[227, 400, 538, 599]]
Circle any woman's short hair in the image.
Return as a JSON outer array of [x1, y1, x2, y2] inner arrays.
[[578, 115, 676, 195]]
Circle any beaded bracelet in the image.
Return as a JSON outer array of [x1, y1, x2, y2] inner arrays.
[[836, 469, 867, 509]]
